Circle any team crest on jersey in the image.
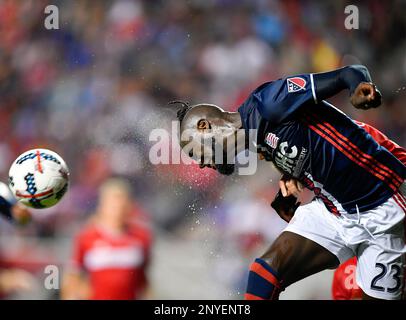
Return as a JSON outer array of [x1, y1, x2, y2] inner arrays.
[[265, 132, 279, 149], [287, 77, 306, 93]]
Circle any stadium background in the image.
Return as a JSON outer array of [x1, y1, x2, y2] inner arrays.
[[0, 0, 405, 299]]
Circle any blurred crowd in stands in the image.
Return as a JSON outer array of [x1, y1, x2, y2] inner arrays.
[[0, 0, 404, 299]]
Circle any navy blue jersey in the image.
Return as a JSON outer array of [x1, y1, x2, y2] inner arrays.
[[238, 74, 406, 214]]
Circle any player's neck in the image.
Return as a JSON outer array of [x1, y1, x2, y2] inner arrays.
[[227, 112, 248, 152]]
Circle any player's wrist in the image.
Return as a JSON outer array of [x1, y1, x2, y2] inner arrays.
[[341, 65, 372, 95]]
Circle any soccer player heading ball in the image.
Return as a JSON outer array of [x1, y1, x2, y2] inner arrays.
[[176, 65, 406, 300]]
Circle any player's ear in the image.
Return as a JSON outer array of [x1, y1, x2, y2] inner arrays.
[[197, 119, 211, 131]]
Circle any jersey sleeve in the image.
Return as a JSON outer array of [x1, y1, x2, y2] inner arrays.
[[253, 74, 316, 124]]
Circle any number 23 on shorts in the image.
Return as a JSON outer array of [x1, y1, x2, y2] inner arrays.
[[370, 263, 403, 293]]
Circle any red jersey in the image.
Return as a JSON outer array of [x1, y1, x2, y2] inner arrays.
[[332, 257, 362, 300], [70, 222, 151, 300], [332, 122, 405, 300]]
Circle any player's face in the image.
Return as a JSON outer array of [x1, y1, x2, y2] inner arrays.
[[181, 131, 236, 175], [99, 190, 131, 222]]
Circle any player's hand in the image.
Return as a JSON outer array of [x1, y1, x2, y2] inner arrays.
[[350, 82, 382, 110], [279, 176, 303, 198], [271, 190, 301, 223], [0, 269, 36, 294], [12, 203, 31, 225]]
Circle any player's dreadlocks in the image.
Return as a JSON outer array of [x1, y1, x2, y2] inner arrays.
[[169, 101, 192, 123]]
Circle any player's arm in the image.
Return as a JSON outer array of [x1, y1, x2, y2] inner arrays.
[[270, 174, 302, 222], [138, 229, 154, 299], [313, 65, 382, 109], [0, 198, 31, 225], [61, 233, 91, 300], [271, 190, 301, 222], [256, 65, 381, 124], [61, 271, 91, 300], [0, 268, 36, 295]]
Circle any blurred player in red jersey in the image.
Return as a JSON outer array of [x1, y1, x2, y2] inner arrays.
[[61, 178, 152, 300], [331, 121, 406, 300]]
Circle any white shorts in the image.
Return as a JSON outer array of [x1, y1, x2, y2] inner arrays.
[[284, 193, 406, 300]]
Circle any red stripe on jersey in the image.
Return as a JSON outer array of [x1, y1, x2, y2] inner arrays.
[[301, 176, 340, 216], [394, 193, 406, 212], [303, 118, 399, 192], [393, 196, 405, 213], [304, 115, 400, 191], [355, 121, 406, 165], [304, 115, 394, 185], [398, 192, 406, 204], [244, 293, 265, 300], [308, 113, 403, 185], [403, 205, 406, 300], [303, 117, 399, 192], [317, 117, 403, 184]]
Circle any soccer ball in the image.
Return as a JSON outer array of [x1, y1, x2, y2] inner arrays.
[[8, 149, 70, 209]]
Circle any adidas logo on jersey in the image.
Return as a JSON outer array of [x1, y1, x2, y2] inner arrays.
[[287, 77, 306, 93]]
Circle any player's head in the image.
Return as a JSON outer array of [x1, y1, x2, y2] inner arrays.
[[97, 178, 132, 225], [175, 101, 243, 175]]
